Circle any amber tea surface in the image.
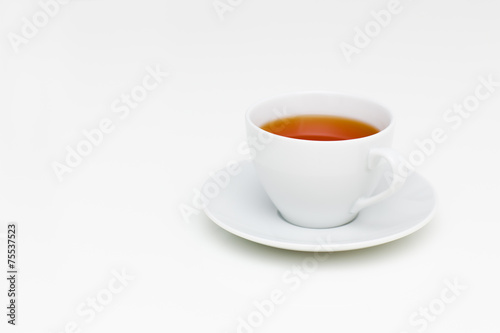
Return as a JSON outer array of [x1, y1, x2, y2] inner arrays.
[[260, 115, 379, 141]]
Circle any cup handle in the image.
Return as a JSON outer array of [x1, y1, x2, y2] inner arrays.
[[350, 147, 407, 214]]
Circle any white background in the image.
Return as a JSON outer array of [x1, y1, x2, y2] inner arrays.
[[1, 0, 499, 332]]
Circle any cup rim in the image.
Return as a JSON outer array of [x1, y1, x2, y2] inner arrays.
[[245, 90, 395, 144]]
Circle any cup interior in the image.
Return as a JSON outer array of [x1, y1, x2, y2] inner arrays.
[[247, 91, 393, 135]]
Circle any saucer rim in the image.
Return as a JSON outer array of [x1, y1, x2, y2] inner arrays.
[[205, 204, 436, 252]]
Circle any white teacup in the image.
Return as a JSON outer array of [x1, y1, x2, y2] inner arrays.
[[245, 91, 406, 229]]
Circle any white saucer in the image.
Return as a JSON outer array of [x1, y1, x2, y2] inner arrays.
[[203, 161, 436, 252]]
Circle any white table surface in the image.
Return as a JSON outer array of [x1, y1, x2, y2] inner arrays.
[[1, 1, 499, 332]]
